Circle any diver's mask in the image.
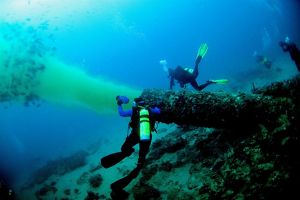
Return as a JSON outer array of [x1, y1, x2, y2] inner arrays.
[[133, 97, 145, 108]]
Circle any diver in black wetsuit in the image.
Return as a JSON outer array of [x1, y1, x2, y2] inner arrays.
[[279, 37, 300, 72], [101, 96, 160, 200], [167, 43, 216, 91], [253, 51, 272, 69], [166, 43, 229, 91]]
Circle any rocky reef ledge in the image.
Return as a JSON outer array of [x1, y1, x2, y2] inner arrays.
[[133, 74, 300, 199], [141, 74, 300, 130]]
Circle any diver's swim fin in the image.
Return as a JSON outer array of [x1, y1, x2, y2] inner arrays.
[[197, 43, 208, 58], [110, 189, 129, 200], [209, 79, 229, 84], [111, 165, 142, 191], [101, 152, 127, 168]]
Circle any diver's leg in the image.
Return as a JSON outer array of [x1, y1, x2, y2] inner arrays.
[[110, 162, 143, 191], [121, 129, 139, 155], [107, 131, 140, 199], [191, 80, 213, 91], [190, 80, 201, 91], [192, 57, 201, 79], [110, 164, 142, 199], [101, 130, 139, 168], [198, 81, 214, 91], [137, 139, 151, 165], [111, 136, 152, 192]]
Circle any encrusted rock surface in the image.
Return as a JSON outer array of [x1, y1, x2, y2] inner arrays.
[[133, 75, 300, 199]]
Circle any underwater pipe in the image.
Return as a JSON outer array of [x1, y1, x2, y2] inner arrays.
[[140, 76, 299, 130]]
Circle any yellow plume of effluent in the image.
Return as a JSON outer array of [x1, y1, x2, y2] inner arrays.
[[36, 57, 141, 113]]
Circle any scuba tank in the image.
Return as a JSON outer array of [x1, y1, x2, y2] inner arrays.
[[184, 67, 194, 74], [139, 108, 151, 141]]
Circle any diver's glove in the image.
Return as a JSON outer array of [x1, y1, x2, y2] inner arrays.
[[116, 96, 122, 105], [116, 96, 129, 105]]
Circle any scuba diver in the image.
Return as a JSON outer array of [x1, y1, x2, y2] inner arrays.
[[101, 96, 161, 199], [164, 43, 228, 91], [253, 51, 272, 69], [279, 36, 300, 72]]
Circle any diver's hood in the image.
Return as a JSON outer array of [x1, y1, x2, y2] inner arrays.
[[133, 97, 145, 106]]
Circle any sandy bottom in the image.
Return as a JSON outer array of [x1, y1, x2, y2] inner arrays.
[[16, 123, 175, 200]]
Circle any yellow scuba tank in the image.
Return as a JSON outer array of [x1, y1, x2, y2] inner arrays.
[[139, 108, 151, 141]]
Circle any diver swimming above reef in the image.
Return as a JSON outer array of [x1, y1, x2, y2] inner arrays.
[[253, 51, 273, 69], [163, 43, 228, 91], [101, 96, 160, 199]]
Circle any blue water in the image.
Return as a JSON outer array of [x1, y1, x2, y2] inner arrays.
[[0, 0, 299, 187]]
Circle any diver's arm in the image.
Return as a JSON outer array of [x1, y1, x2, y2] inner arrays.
[[118, 105, 132, 117], [150, 107, 161, 115]]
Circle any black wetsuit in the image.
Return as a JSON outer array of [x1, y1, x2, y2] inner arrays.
[[280, 41, 300, 72], [169, 56, 212, 91]]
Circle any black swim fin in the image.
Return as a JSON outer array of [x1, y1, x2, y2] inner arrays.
[[111, 175, 134, 191], [101, 152, 126, 168], [111, 165, 142, 190], [110, 189, 129, 200]]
